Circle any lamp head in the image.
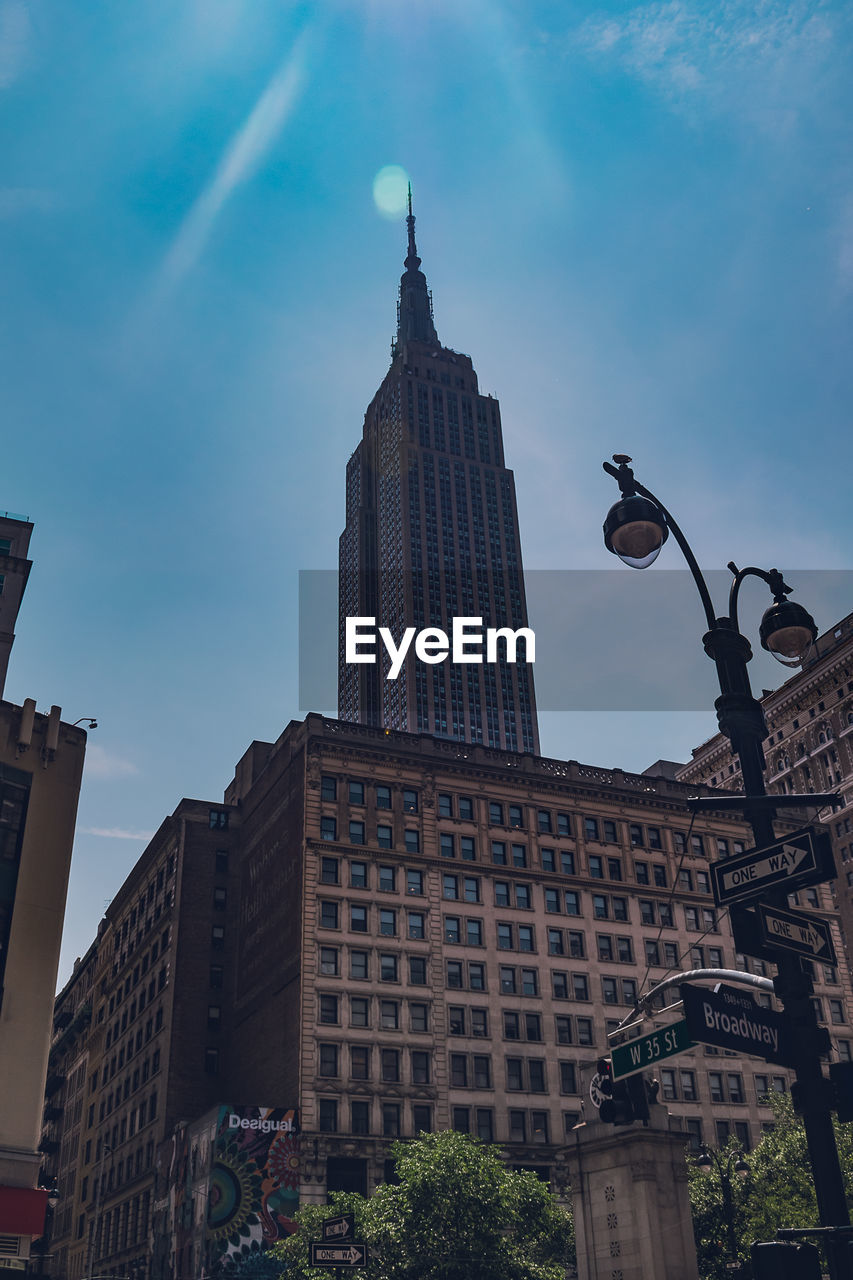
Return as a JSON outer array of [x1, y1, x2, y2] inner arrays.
[[734, 1156, 750, 1179], [695, 1150, 713, 1174], [759, 597, 818, 667], [604, 494, 668, 568]]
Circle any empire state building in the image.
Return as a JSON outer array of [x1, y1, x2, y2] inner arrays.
[[338, 193, 539, 755]]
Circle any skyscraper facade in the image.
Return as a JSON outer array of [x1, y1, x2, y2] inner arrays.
[[338, 196, 539, 754]]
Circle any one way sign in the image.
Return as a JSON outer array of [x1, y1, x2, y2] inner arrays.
[[709, 827, 835, 907], [757, 902, 837, 965], [309, 1242, 368, 1267]]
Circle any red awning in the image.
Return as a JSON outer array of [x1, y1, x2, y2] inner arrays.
[[0, 1185, 48, 1235]]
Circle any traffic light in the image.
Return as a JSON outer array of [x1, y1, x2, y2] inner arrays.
[[829, 1061, 853, 1123], [597, 1058, 635, 1125], [751, 1241, 821, 1280], [597, 1060, 660, 1125]]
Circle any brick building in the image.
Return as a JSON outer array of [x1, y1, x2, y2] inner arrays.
[[40, 799, 238, 1280], [41, 713, 853, 1279]]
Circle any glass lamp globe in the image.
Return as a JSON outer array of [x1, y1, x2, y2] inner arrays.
[[603, 495, 668, 569], [760, 599, 818, 668]]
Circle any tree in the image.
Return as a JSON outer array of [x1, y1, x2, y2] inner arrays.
[[688, 1094, 853, 1279], [273, 1130, 575, 1280]]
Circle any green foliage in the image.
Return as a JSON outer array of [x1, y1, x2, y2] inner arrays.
[[688, 1094, 853, 1280], [272, 1131, 574, 1280]]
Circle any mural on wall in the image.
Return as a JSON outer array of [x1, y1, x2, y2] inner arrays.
[[207, 1105, 300, 1271]]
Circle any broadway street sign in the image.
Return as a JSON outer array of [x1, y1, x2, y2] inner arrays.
[[322, 1213, 356, 1242], [757, 903, 837, 965], [309, 1243, 368, 1267], [709, 826, 835, 908], [681, 982, 796, 1068], [611, 1019, 694, 1080]]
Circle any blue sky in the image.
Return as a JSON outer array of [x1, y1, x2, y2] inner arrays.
[[1, 0, 851, 985]]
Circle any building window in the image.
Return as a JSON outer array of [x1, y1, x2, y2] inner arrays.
[[413, 1104, 432, 1133], [349, 780, 365, 805], [379, 909, 397, 936], [350, 861, 368, 888], [350, 951, 369, 980], [439, 793, 453, 818], [319, 1099, 338, 1133], [211, 925, 225, 949], [408, 911, 426, 939], [209, 809, 229, 830], [213, 887, 227, 910], [320, 901, 340, 930], [380, 954, 399, 982], [382, 1103, 401, 1136], [319, 995, 339, 1024], [350, 997, 369, 1027], [412, 1051, 431, 1083], [321, 776, 337, 801], [376, 784, 392, 809], [350, 820, 366, 845], [350, 1047, 370, 1080], [441, 833, 455, 859], [320, 947, 339, 975], [459, 796, 474, 820], [405, 829, 420, 853], [204, 1048, 219, 1075], [377, 825, 393, 850], [350, 1101, 369, 1136], [321, 857, 339, 884], [403, 789, 419, 814], [319, 1044, 339, 1077], [409, 956, 428, 985], [380, 999, 399, 1030], [321, 817, 337, 841], [350, 905, 368, 932]]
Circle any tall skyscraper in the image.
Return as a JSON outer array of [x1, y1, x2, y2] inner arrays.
[[339, 193, 539, 755]]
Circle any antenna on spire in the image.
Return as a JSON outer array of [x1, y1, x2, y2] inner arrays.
[[405, 181, 420, 270]]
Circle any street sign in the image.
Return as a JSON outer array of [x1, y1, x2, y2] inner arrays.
[[309, 1242, 368, 1267], [681, 982, 796, 1068], [611, 1020, 694, 1080], [709, 827, 835, 908], [322, 1213, 355, 1242], [756, 903, 837, 964]]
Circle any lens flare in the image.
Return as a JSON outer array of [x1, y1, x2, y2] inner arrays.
[[373, 165, 410, 218]]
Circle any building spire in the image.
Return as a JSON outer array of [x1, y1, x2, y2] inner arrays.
[[405, 182, 420, 271], [396, 182, 438, 349]]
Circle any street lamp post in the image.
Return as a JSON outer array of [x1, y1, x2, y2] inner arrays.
[[695, 1145, 750, 1273], [601, 456, 850, 1280]]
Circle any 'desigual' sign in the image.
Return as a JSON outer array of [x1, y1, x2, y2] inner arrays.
[[681, 983, 796, 1068]]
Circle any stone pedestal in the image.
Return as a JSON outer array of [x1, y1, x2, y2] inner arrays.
[[563, 1111, 699, 1280]]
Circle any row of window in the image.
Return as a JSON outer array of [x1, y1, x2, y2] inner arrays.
[[317, 896, 718, 939], [315, 890, 712, 931], [318, 822, 738, 874], [320, 777, 740, 855]]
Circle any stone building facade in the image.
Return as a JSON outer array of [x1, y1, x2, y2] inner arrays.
[[40, 712, 853, 1277]]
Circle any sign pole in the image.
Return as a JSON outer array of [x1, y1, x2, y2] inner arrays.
[[703, 621, 850, 1280]]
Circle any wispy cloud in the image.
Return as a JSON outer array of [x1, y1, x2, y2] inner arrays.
[[84, 744, 140, 780], [576, 0, 838, 130], [0, 0, 29, 89], [149, 29, 310, 305], [80, 826, 154, 841]]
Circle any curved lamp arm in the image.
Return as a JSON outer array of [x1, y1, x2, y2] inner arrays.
[[603, 459, 717, 631], [727, 563, 792, 635]]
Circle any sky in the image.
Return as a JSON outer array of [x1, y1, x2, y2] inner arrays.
[[1, 0, 851, 987]]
